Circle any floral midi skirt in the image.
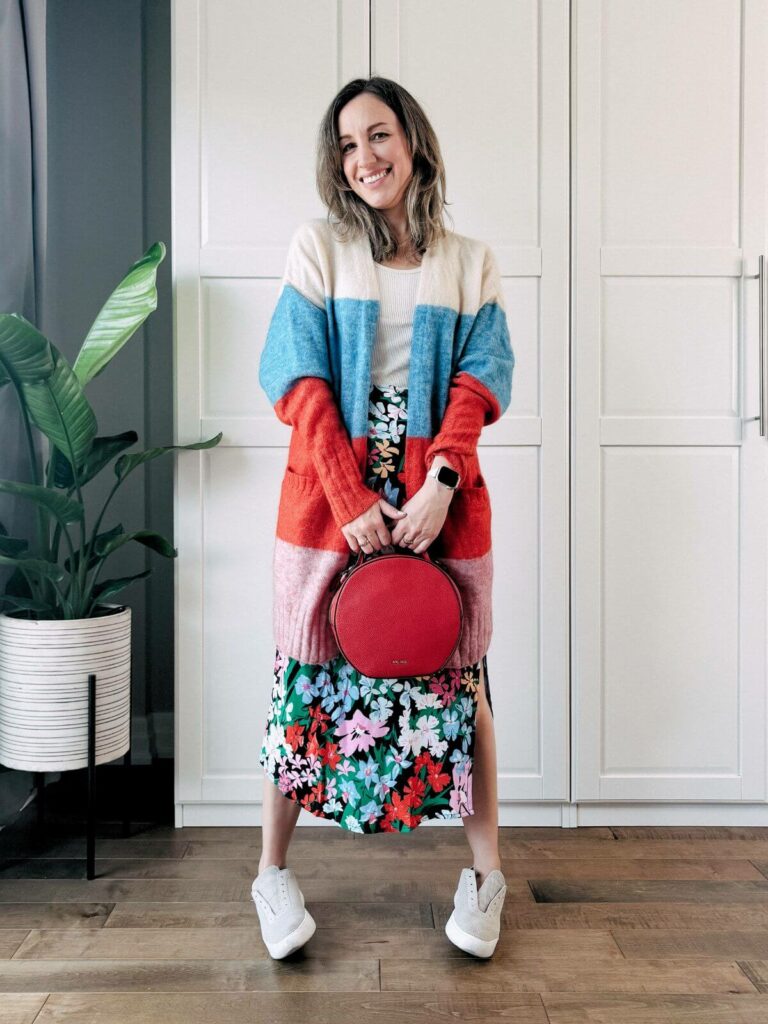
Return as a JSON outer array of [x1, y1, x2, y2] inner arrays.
[[259, 381, 494, 834]]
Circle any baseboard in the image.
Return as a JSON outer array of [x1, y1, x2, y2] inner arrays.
[[171, 800, 768, 829]]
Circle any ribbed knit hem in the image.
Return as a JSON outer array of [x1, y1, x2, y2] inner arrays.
[[272, 539, 349, 665]]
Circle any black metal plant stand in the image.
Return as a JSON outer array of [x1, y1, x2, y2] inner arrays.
[[31, 671, 133, 880]]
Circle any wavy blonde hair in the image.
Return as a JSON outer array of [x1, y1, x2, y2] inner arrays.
[[316, 76, 453, 264]]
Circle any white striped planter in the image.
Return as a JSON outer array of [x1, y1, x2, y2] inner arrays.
[[0, 604, 131, 772]]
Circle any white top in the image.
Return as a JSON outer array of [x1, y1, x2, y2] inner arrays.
[[370, 262, 421, 388]]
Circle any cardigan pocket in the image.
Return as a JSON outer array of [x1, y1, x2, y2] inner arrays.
[[284, 466, 323, 494], [276, 468, 348, 552], [436, 481, 492, 560]]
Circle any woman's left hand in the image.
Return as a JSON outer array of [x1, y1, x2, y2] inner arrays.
[[388, 477, 454, 554]]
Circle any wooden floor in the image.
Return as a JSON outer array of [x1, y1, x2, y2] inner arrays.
[[3, 777, 768, 1022]]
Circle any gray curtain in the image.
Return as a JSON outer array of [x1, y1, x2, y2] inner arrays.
[[0, 0, 48, 823], [0, 0, 47, 562]]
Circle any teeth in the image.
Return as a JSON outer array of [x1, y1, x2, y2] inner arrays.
[[362, 168, 390, 184]]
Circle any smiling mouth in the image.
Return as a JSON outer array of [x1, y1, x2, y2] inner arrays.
[[360, 167, 392, 184]]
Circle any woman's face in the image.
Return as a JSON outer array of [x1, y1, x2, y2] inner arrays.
[[337, 93, 413, 222]]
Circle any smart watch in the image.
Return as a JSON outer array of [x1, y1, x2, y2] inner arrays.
[[427, 463, 461, 490]]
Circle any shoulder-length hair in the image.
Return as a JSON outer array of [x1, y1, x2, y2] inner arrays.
[[316, 76, 453, 264]]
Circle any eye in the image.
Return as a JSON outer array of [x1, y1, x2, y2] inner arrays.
[[341, 132, 389, 155]]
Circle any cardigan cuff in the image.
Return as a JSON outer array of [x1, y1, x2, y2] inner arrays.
[[318, 445, 382, 528], [425, 448, 470, 486]]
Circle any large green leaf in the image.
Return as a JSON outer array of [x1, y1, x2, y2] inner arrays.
[[115, 432, 223, 480], [0, 553, 64, 582], [73, 242, 166, 386], [0, 480, 83, 526], [0, 535, 29, 557], [91, 568, 152, 604], [0, 595, 54, 615], [0, 313, 55, 387], [22, 349, 97, 473], [52, 431, 138, 490], [64, 524, 124, 574], [94, 529, 177, 560]]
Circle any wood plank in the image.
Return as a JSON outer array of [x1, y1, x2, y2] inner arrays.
[[105, 900, 433, 929], [0, 932, 30, 959], [10, 926, 622, 962], [33, 991, 549, 1024], [0, 905, 113, 929], [613, 930, 768, 959], [541, 992, 768, 1023], [142, 825, 615, 843], [611, 826, 768, 840], [0, 958, 379, 992], [0, 840, 189, 860], [380, 957, 756, 993], [184, 835, 768, 861], [0, 881, 254, 903], [0, 874, 534, 903], [0, 859, 480, 881], [529, 879, 768, 903], [432, 901, 768, 930], [1, 855, 761, 882], [501, 840, 768, 859], [0, 994, 48, 1024]]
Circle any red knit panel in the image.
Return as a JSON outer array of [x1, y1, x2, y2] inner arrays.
[[275, 377, 381, 529], [423, 371, 501, 485], [430, 485, 492, 560]]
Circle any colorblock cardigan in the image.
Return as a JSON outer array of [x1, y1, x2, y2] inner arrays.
[[259, 218, 514, 667]]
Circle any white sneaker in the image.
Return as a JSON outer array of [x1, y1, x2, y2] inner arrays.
[[251, 864, 316, 959], [445, 866, 507, 958]]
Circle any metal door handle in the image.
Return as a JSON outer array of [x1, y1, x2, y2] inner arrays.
[[746, 256, 767, 434], [761, 254, 766, 436]]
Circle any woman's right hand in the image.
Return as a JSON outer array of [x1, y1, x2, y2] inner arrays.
[[340, 498, 408, 553]]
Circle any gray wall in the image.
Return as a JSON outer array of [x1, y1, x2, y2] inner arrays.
[[43, 0, 174, 730], [0, 0, 173, 825]]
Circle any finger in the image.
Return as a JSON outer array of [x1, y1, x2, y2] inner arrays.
[[380, 500, 407, 517], [375, 526, 392, 547]]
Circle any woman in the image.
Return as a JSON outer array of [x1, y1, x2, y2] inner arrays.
[[252, 77, 514, 960]]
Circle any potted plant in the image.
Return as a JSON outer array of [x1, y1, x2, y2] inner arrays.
[[0, 242, 221, 772]]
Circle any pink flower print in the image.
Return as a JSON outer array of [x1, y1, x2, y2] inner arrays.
[[449, 762, 474, 815], [335, 709, 389, 756]]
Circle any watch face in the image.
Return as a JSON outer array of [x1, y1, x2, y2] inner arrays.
[[437, 466, 460, 488]]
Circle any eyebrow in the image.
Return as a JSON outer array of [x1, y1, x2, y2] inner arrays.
[[339, 122, 389, 143]]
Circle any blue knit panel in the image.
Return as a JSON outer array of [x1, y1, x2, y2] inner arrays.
[[330, 300, 463, 439], [412, 304, 462, 438], [260, 288, 514, 437], [453, 300, 515, 415], [327, 296, 379, 438], [258, 284, 332, 405]]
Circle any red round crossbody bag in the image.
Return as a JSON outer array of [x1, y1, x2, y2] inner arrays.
[[328, 549, 463, 678]]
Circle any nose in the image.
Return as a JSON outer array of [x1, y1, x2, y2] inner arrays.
[[357, 140, 377, 165]]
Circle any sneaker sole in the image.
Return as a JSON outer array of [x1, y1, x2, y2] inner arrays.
[[264, 908, 317, 959], [445, 909, 498, 958]]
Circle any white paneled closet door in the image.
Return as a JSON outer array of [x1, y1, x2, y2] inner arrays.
[[572, 0, 768, 811], [172, 0, 571, 825]]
